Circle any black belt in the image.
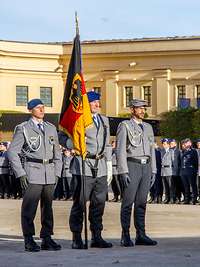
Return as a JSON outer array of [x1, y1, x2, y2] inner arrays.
[[26, 157, 53, 164], [163, 165, 170, 168], [0, 166, 9, 168], [127, 157, 150, 164], [86, 153, 104, 160]]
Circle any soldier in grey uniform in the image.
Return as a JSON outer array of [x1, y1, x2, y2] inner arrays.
[[59, 91, 112, 249], [116, 99, 157, 247], [169, 138, 182, 203], [160, 138, 174, 204], [7, 99, 62, 252]]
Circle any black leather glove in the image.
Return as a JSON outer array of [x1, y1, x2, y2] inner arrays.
[[119, 173, 131, 192], [19, 175, 29, 191]]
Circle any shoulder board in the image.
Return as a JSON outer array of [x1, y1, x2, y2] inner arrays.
[[18, 121, 28, 127], [120, 120, 131, 127], [13, 121, 28, 133], [44, 121, 55, 127]]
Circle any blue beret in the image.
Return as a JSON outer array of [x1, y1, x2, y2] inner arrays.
[[161, 138, 169, 143], [27, 99, 44, 110], [169, 138, 176, 143], [196, 139, 200, 143], [129, 98, 147, 107], [87, 91, 100, 103]]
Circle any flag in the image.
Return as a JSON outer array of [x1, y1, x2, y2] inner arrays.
[[59, 33, 93, 159]]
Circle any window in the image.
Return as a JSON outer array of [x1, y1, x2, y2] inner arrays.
[[93, 87, 101, 95], [177, 85, 186, 98], [196, 85, 200, 98], [125, 86, 133, 107], [143, 86, 152, 107], [16, 86, 28, 106], [40, 87, 52, 107]]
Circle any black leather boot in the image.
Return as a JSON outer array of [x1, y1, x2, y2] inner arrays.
[[72, 232, 84, 249], [120, 230, 134, 247], [134, 205, 157, 246], [135, 234, 157, 246], [91, 231, 112, 248], [24, 236, 40, 252], [41, 236, 61, 251]]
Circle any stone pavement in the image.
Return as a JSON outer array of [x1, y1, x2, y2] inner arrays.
[[0, 199, 200, 267]]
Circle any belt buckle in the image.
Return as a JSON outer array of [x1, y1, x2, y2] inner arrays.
[[43, 159, 48, 164], [141, 159, 147, 164]]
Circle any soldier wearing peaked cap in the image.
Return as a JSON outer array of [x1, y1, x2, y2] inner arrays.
[[116, 98, 157, 247], [7, 98, 62, 252]]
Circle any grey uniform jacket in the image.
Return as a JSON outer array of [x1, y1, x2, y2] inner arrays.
[[0, 151, 9, 175], [69, 114, 110, 177], [116, 119, 156, 174], [160, 148, 173, 177], [170, 147, 181, 176], [7, 118, 62, 184]]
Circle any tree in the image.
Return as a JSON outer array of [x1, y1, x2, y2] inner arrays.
[[160, 108, 197, 142]]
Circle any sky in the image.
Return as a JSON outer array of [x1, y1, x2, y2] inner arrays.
[[1, 0, 200, 43]]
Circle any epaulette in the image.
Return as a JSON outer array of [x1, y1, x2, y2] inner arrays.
[[18, 121, 28, 127], [45, 121, 55, 127], [13, 121, 28, 134]]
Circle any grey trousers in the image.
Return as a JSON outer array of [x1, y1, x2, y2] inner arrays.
[[69, 175, 108, 233], [21, 184, 54, 238], [121, 161, 151, 235]]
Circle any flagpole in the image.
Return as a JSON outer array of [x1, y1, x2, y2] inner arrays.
[[75, 11, 88, 249], [82, 157, 88, 249]]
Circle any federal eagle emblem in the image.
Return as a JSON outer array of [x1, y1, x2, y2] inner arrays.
[[70, 73, 83, 113]]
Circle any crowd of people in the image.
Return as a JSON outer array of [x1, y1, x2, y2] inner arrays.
[[110, 137, 200, 205], [1, 136, 200, 206]]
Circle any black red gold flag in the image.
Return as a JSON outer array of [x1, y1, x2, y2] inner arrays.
[[59, 33, 92, 159]]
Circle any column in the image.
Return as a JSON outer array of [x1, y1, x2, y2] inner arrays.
[[151, 69, 171, 116], [101, 70, 119, 116]]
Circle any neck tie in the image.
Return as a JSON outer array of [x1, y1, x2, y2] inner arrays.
[[93, 115, 99, 128], [38, 123, 44, 134], [138, 123, 144, 131]]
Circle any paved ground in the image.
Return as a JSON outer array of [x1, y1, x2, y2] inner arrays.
[[1, 199, 200, 267]]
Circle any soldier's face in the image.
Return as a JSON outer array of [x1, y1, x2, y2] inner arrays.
[[89, 100, 100, 114], [131, 106, 146, 120], [170, 141, 176, 148], [30, 104, 45, 120], [162, 142, 169, 149]]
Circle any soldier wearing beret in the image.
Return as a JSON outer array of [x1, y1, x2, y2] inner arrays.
[[116, 98, 157, 247], [7, 98, 62, 252], [59, 91, 112, 249], [0, 142, 10, 199], [169, 139, 182, 203], [160, 138, 174, 204]]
